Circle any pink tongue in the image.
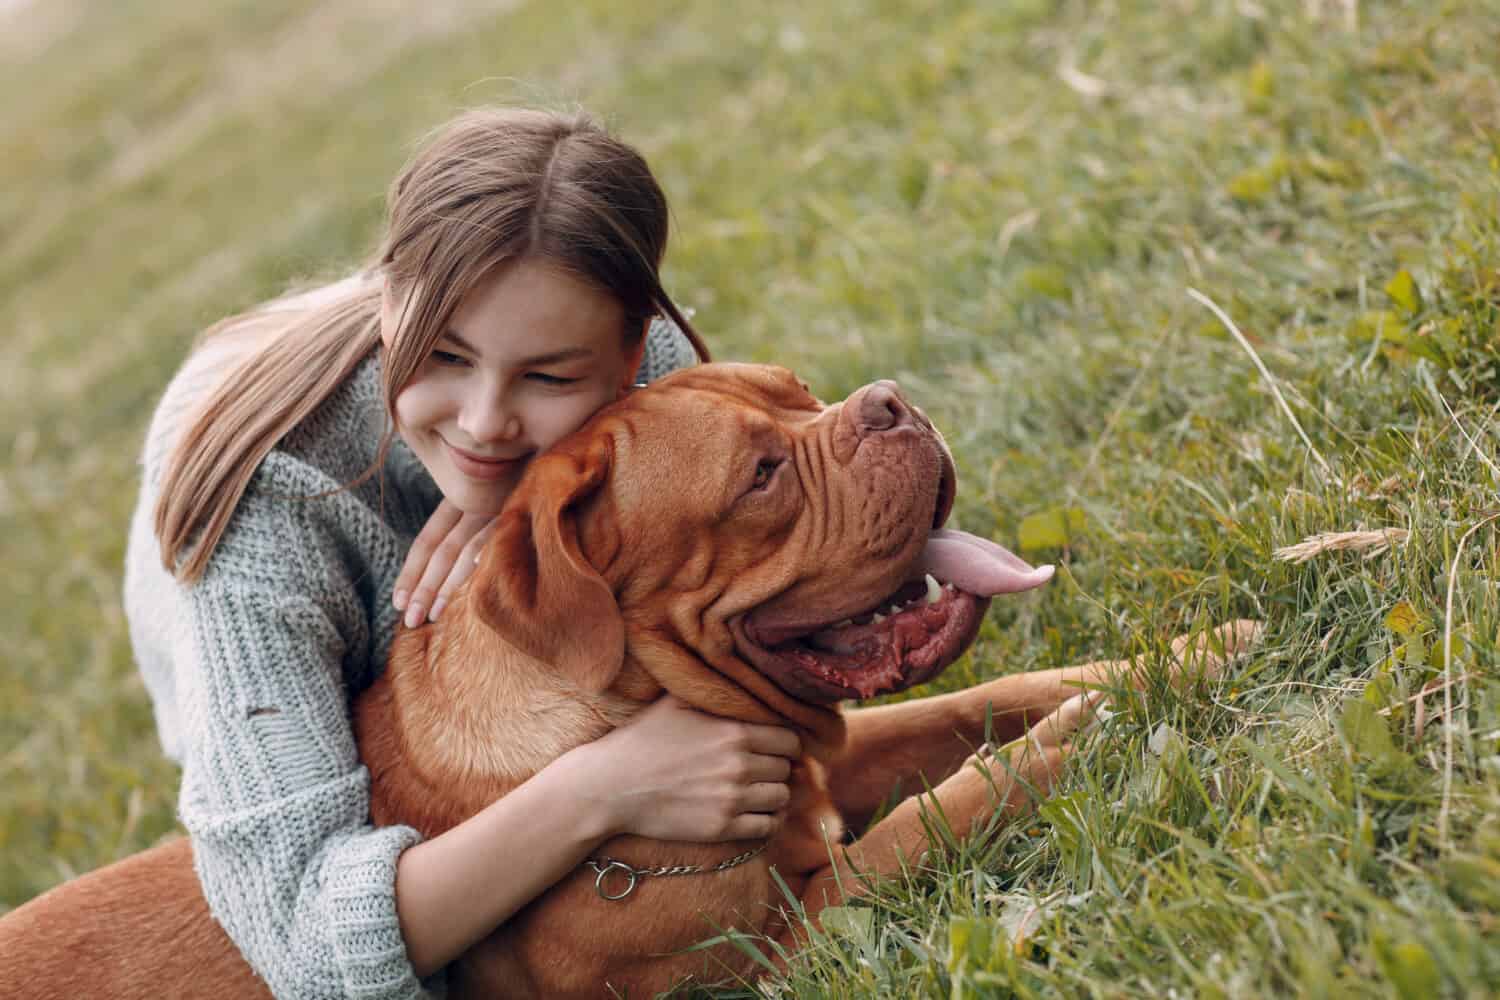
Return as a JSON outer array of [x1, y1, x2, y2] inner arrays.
[[916, 529, 1055, 596]]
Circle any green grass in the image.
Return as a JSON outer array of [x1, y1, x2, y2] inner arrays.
[[4, 0, 1500, 995]]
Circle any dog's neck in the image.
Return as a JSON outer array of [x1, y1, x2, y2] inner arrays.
[[362, 608, 844, 837], [362, 616, 641, 835]]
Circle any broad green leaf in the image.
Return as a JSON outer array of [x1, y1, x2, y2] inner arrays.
[[1348, 310, 1403, 343], [1426, 625, 1472, 675], [1363, 666, 1398, 710], [1385, 269, 1422, 313], [1018, 507, 1086, 552], [819, 905, 874, 946], [1384, 601, 1427, 637], [1403, 632, 1427, 670], [1403, 327, 1451, 366], [1340, 698, 1396, 762], [1347, 310, 1450, 367]]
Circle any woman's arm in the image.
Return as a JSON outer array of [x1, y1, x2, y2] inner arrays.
[[395, 695, 800, 976], [171, 519, 425, 996], [147, 441, 478, 998], [393, 749, 612, 977]]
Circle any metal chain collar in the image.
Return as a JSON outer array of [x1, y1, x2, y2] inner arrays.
[[585, 843, 768, 901]]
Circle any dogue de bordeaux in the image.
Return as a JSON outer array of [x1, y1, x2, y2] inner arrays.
[[0, 364, 1259, 998]]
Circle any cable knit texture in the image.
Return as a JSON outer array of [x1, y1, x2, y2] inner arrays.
[[124, 284, 698, 999]]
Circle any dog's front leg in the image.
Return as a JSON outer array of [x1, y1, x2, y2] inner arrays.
[[777, 692, 1097, 964], [771, 620, 1262, 972], [826, 669, 1094, 831], [825, 620, 1262, 831]]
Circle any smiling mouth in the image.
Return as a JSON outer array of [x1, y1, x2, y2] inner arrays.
[[741, 573, 986, 702], [736, 529, 1054, 704], [444, 440, 532, 480]]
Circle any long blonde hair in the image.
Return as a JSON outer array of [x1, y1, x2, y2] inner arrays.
[[155, 107, 708, 581]]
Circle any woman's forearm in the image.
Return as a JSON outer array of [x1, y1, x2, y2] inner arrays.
[[393, 745, 616, 978], [393, 694, 803, 978]]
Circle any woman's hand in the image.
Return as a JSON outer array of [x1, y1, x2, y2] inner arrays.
[[561, 695, 802, 842], [396, 696, 797, 975], [393, 499, 499, 628]]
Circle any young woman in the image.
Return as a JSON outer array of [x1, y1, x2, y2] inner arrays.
[[124, 107, 801, 997]]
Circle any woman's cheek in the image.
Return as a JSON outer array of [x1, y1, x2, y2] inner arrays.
[[392, 379, 449, 434], [535, 386, 614, 451]]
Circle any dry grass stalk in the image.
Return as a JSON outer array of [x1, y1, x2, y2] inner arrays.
[[1273, 528, 1409, 564]]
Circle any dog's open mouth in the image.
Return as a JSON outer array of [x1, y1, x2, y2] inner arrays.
[[738, 530, 1053, 704]]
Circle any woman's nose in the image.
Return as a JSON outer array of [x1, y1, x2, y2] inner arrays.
[[457, 391, 521, 444]]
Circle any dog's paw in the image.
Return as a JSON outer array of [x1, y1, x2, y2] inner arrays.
[[1167, 618, 1263, 684], [971, 689, 1109, 763], [1023, 689, 1109, 751]]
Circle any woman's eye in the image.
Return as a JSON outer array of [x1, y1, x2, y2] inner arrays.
[[527, 372, 583, 386], [751, 459, 781, 489], [431, 350, 469, 366]]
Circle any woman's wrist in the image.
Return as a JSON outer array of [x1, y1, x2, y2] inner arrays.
[[545, 739, 627, 842], [394, 746, 623, 976]]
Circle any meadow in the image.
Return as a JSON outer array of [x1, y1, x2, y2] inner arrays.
[[3, 0, 1499, 995]]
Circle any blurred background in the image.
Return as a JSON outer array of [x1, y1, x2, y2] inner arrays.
[[5, 0, 1500, 993]]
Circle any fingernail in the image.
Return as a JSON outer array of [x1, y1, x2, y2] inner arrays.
[[393, 589, 409, 611], [404, 603, 425, 629], [429, 599, 445, 622]]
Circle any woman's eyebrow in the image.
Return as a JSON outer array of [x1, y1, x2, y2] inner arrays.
[[440, 329, 594, 366], [518, 346, 595, 366]]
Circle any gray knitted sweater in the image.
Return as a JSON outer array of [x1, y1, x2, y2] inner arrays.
[[123, 277, 698, 999]]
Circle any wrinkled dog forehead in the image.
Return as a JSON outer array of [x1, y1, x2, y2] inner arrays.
[[604, 392, 781, 511], [647, 362, 824, 414], [577, 367, 830, 568], [616, 365, 826, 467]]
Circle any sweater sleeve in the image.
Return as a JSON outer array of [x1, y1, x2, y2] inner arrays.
[[174, 453, 426, 999]]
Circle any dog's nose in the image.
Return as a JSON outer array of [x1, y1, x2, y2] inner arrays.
[[852, 380, 913, 438]]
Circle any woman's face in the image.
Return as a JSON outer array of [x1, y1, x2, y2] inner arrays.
[[382, 257, 645, 517]]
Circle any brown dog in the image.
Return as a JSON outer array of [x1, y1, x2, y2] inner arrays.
[[0, 364, 1258, 998]]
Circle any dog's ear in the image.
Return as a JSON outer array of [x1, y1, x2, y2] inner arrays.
[[471, 435, 623, 692]]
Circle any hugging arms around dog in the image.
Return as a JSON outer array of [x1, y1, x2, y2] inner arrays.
[[114, 109, 809, 996], [4, 342, 1259, 998]]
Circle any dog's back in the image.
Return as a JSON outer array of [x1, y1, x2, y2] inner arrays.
[[0, 838, 270, 999]]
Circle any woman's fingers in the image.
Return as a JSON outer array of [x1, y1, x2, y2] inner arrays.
[[738, 781, 792, 814], [406, 547, 459, 628], [721, 812, 782, 842], [429, 519, 499, 621], [588, 696, 806, 842], [743, 752, 793, 784], [397, 502, 499, 627], [394, 500, 463, 613], [740, 722, 802, 760]]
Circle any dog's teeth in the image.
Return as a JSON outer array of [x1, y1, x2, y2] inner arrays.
[[834, 619, 853, 629], [889, 604, 903, 616], [924, 573, 942, 604], [871, 612, 886, 624]]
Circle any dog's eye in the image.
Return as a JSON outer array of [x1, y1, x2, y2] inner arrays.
[[751, 459, 782, 490]]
